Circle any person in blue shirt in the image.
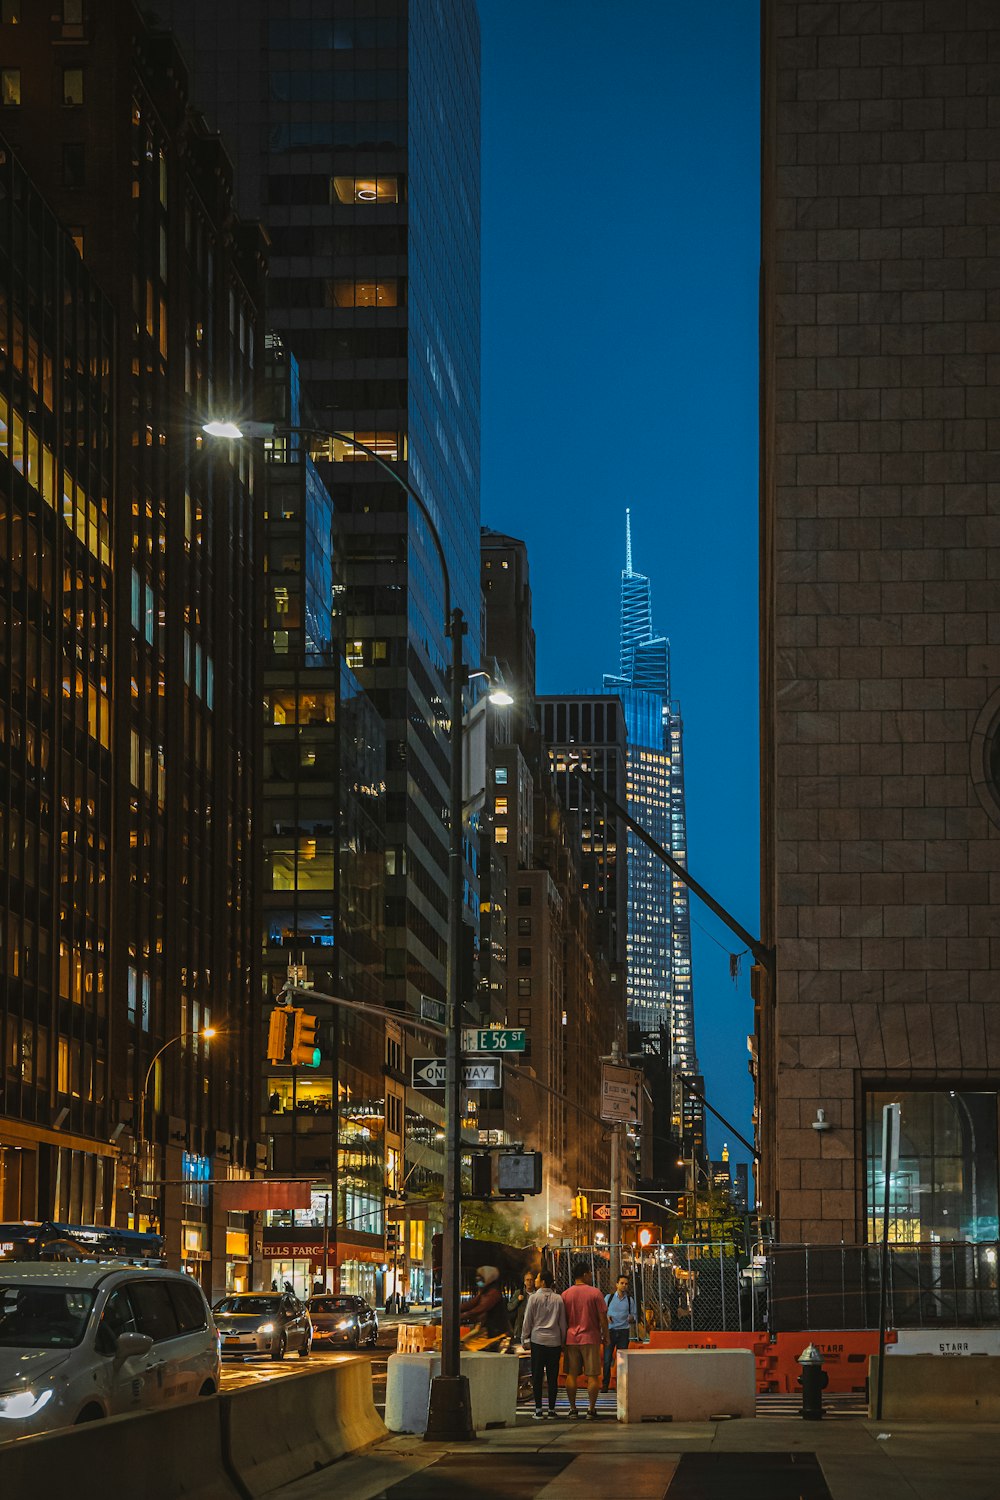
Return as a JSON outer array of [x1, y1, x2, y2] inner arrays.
[[602, 1274, 637, 1390]]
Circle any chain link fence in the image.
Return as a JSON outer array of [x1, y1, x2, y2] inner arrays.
[[767, 1242, 1000, 1332], [541, 1243, 755, 1332]]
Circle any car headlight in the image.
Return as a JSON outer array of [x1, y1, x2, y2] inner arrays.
[[0, 1389, 53, 1420], [258, 1323, 275, 1334], [336, 1318, 355, 1330]]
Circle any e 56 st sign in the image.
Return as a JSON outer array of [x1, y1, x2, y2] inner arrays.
[[461, 1028, 525, 1053], [411, 1058, 502, 1091]]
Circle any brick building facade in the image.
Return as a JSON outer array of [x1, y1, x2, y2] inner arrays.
[[759, 0, 1000, 1244]]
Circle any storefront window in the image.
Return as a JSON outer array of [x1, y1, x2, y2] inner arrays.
[[866, 1089, 999, 1243]]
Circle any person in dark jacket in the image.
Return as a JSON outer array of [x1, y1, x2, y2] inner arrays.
[[509, 1270, 536, 1343], [460, 1265, 512, 1342]]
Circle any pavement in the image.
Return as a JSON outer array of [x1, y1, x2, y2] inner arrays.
[[269, 1398, 1000, 1499]]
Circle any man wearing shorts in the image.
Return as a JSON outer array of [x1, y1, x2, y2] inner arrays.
[[561, 1260, 609, 1419]]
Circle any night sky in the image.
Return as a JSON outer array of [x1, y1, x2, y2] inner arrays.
[[478, 1, 761, 1168]]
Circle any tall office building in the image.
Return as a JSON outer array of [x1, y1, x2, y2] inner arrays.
[[0, 6, 265, 1294], [760, 0, 1000, 1243], [258, 337, 389, 1299], [158, 0, 482, 1018], [604, 514, 698, 1114]]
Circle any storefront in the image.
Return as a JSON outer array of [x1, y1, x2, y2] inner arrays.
[[262, 1227, 385, 1302]]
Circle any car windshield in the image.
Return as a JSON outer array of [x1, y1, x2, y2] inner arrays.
[[214, 1296, 279, 1316], [311, 1297, 356, 1313], [0, 1283, 94, 1348]]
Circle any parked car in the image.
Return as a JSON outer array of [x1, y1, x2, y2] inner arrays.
[[307, 1293, 378, 1349], [213, 1291, 311, 1360], [0, 1261, 220, 1442]]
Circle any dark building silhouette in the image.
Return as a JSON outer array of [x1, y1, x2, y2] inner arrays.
[[0, 4, 266, 1294]]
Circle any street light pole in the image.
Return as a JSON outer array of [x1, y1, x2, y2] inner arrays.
[[133, 1028, 216, 1231], [204, 417, 474, 1440]]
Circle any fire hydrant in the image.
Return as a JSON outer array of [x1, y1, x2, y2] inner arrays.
[[797, 1343, 828, 1420]]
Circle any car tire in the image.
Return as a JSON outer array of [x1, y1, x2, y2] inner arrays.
[[75, 1404, 105, 1424], [298, 1337, 311, 1358], [271, 1333, 287, 1362], [199, 1380, 216, 1397], [370, 1325, 379, 1347]]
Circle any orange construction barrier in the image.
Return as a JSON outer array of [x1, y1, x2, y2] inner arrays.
[[769, 1330, 893, 1394], [644, 1327, 895, 1394]]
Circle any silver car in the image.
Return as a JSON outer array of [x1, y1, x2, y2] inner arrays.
[[0, 1262, 220, 1442], [213, 1291, 312, 1360]]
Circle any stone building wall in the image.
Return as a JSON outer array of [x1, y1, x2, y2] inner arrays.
[[760, 0, 1000, 1242]]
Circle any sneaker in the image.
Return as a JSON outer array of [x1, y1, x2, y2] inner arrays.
[[567, 1406, 580, 1419], [600, 1384, 610, 1393], [532, 1409, 544, 1421], [585, 1409, 598, 1421], [543, 1410, 553, 1420]]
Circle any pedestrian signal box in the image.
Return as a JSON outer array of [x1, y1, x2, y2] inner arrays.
[[290, 1009, 321, 1067], [266, 1007, 289, 1065]]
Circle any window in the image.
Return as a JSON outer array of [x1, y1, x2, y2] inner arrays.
[[517, 947, 531, 968], [1, 68, 20, 105], [331, 175, 399, 204], [517, 886, 531, 907], [97, 1288, 136, 1353], [865, 1089, 999, 1245], [517, 917, 532, 936], [517, 1007, 531, 1025], [61, 141, 85, 187], [167, 1280, 208, 1333], [494, 797, 508, 815], [494, 767, 508, 785], [309, 431, 405, 464], [517, 980, 531, 999], [1, 3, 20, 22], [62, 68, 84, 105], [328, 279, 400, 309], [63, 0, 83, 20], [494, 827, 508, 845], [126, 1281, 179, 1342]]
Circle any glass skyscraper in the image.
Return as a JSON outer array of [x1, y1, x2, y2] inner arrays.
[[604, 512, 698, 1096], [159, 0, 482, 1017]]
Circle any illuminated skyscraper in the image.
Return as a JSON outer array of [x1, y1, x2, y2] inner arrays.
[[605, 513, 698, 1104]]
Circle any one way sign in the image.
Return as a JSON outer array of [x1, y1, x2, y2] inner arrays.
[[411, 1058, 502, 1091]]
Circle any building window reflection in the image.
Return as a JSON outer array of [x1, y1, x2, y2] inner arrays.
[[331, 175, 400, 205], [866, 1089, 999, 1244]]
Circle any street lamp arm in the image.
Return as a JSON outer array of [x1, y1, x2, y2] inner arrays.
[[250, 423, 453, 621], [141, 1031, 201, 1101], [567, 765, 772, 972]]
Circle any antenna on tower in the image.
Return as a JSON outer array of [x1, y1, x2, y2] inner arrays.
[[625, 507, 633, 575]]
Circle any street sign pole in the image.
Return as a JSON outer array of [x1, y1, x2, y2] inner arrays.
[[875, 1101, 900, 1421]]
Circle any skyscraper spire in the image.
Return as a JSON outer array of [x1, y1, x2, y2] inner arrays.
[[625, 507, 633, 576]]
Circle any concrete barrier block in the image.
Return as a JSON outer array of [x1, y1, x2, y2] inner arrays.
[[617, 1349, 756, 1423], [0, 1395, 236, 1500], [385, 1350, 519, 1433], [871, 1354, 1000, 1422], [222, 1357, 387, 1498]]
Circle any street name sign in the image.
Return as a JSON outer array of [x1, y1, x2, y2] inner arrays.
[[411, 1058, 502, 1091], [600, 1062, 643, 1124], [461, 1028, 526, 1053], [592, 1203, 640, 1221], [419, 994, 447, 1026]]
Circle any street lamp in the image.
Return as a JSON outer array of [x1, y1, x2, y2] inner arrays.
[[204, 415, 475, 1440], [133, 1027, 218, 1231]]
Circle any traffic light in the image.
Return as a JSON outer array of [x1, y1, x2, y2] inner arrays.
[[386, 1221, 400, 1252], [676, 1195, 688, 1220], [266, 1007, 290, 1064], [572, 1193, 588, 1220], [290, 1009, 321, 1067]]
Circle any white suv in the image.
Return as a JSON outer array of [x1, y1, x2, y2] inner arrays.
[[0, 1262, 221, 1441]]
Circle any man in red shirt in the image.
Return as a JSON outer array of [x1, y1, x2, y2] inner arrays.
[[560, 1260, 609, 1418]]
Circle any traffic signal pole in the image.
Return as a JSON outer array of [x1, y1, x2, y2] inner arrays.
[[610, 1040, 622, 1281]]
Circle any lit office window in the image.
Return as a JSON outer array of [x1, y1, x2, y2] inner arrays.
[[331, 175, 399, 204]]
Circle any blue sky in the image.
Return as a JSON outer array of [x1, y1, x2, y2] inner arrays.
[[478, 0, 761, 1167]]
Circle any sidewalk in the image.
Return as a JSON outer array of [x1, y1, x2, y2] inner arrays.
[[272, 1410, 1000, 1499]]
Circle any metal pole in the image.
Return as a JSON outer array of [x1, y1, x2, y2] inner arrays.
[[875, 1103, 898, 1422], [610, 1047, 622, 1280], [322, 1193, 330, 1291], [426, 606, 473, 1441]]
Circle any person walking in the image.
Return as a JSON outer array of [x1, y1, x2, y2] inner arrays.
[[509, 1269, 536, 1345], [521, 1268, 566, 1419], [602, 1273, 636, 1391], [561, 1260, 609, 1419]]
